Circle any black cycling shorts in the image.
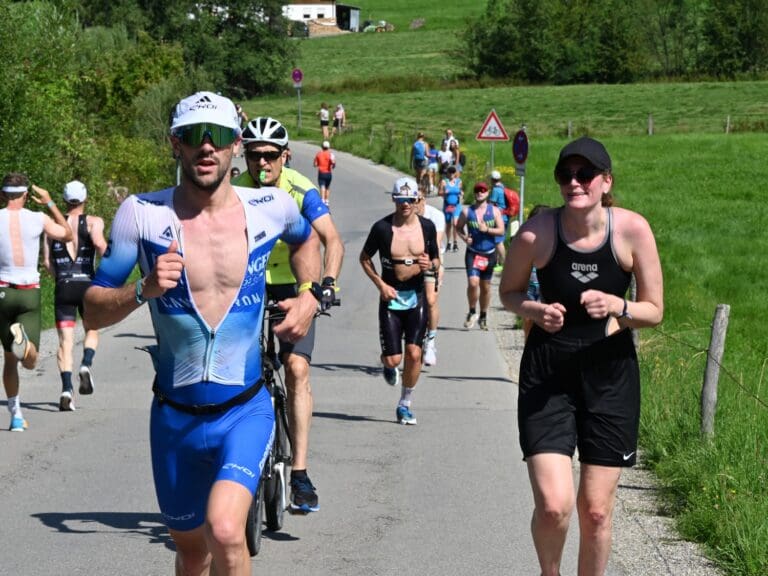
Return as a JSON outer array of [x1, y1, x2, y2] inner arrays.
[[54, 279, 90, 325], [518, 327, 640, 467], [378, 293, 428, 357], [267, 283, 316, 362]]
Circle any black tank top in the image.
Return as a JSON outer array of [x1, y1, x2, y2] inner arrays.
[[50, 214, 96, 281], [537, 208, 631, 340]]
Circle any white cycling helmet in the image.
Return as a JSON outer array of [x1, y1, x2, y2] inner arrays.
[[241, 117, 289, 148]]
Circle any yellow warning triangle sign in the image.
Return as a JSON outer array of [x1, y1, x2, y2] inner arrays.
[[476, 109, 509, 141]]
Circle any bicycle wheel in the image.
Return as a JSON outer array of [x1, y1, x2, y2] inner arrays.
[[245, 477, 265, 557], [265, 391, 290, 531]]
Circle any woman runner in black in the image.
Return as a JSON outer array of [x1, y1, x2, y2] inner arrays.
[[499, 137, 663, 576]]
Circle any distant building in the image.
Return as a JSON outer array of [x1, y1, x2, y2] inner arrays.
[[282, 1, 360, 32]]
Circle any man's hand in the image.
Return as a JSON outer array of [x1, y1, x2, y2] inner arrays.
[[29, 184, 52, 206], [274, 291, 317, 343], [143, 240, 184, 299]]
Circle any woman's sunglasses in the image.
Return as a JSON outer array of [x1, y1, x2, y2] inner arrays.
[[554, 165, 603, 186]]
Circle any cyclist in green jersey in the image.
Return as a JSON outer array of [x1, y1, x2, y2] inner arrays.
[[233, 117, 344, 513]]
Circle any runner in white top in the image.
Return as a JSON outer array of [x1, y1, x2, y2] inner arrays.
[[415, 191, 445, 366], [1, 172, 73, 432]]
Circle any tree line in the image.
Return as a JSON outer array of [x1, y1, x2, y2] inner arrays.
[[1, 0, 295, 216], [463, 0, 768, 84]]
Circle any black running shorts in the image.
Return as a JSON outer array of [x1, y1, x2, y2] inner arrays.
[[518, 327, 640, 467], [378, 293, 428, 357]]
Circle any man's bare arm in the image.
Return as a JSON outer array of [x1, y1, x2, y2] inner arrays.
[[312, 214, 344, 280]]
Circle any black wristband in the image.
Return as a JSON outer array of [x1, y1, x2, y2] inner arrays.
[[322, 276, 336, 287]]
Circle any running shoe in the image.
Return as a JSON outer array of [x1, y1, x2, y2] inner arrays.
[[78, 365, 94, 395], [289, 474, 320, 513], [59, 390, 76, 412], [452, 243, 459, 253], [9, 415, 27, 432], [423, 338, 437, 366], [396, 405, 418, 425], [383, 366, 401, 387], [479, 317, 488, 331], [10, 323, 30, 361], [463, 312, 477, 329], [493, 264, 504, 274]]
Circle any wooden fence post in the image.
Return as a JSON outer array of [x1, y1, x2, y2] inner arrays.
[[725, 115, 731, 134], [648, 114, 654, 136], [369, 127, 375, 146], [567, 120, 573, 139], [701, 304, 730, 439]]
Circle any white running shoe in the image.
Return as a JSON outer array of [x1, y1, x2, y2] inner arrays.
[[423, 338, 437, 366], [59, 391, 76, 412], [78, 365, 94, 395], [463, 312, 478, 329], [10, 323, 30, 361]]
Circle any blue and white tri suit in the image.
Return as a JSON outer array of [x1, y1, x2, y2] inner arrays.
[[92, 185, 312, 531]]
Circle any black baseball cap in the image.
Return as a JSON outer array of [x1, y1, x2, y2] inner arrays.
[[555, 137, 612, 172]]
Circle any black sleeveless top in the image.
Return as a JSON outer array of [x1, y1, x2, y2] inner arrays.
[[362, 214, 438, 291], [537, 208, 631, 340], [49, 214, 96, 281]]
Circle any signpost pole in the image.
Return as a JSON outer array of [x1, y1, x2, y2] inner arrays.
[[296, 87, 302, 132], [292, 68, 304, 133], [512, 126, 529, 227], [490, 142, 495, 171]]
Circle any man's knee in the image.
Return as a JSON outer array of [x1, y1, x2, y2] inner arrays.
[[284, 354, 310, 392]]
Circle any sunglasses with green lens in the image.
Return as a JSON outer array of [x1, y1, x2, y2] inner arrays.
[[174, 123, 239, 148]]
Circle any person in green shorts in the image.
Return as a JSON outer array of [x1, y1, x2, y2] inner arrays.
[[0, 173, 73, 431]]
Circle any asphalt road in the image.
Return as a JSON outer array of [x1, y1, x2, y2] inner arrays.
[[0, 142, 719, 576]]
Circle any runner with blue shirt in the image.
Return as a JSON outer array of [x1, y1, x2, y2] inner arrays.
[[84, 91, 322, 575], [438, 165, 463, 252], [456, 181, 505, 330]]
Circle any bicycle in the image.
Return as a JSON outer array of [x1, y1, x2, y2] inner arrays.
[[245, 297, 339, 556], [246, 301, 291, 556]]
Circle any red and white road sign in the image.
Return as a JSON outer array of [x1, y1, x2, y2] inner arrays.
[[476, 109, 509, 141]]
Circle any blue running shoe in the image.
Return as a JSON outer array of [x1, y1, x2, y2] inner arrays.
[[9, 415, 28, 432], [382, 366, 401, 387], [396, 405, 417, 425], [289, 474, 319, 513]]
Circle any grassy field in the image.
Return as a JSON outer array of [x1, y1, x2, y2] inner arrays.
[[247, 3, 768, 574], [294, 0, 483, 91]]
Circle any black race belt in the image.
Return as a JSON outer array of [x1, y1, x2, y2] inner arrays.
[[152, 378, 264, 415]]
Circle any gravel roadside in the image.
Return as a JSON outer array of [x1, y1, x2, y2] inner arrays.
[[487, 276, 723, 576]]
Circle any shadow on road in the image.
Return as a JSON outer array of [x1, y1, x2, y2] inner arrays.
[[32, 511, 174, 551]]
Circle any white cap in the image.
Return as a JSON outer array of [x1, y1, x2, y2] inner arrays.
[[392, 177, 419, 199], [491, 170, 501, 180], [63, 180, 87, 203], [322, 140, 330, 149], [170, 91, 241, 134]]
